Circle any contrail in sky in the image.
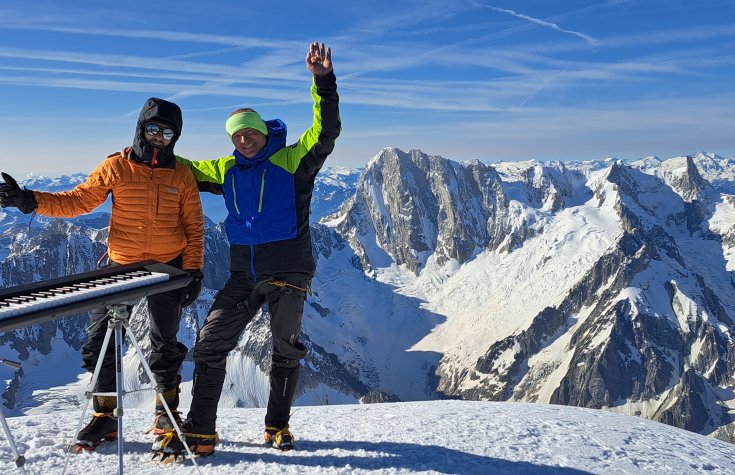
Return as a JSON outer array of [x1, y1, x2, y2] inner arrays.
[[481, 4, 600, 45]]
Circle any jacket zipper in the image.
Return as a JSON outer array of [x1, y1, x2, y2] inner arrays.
[[146, 162, 155, 256], [250, 244, 257, 280], [258, 168, 267, 212], [231, 175, 241, 214], [251, 168, 267, 278]]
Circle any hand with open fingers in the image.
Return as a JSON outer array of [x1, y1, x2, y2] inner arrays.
[[306, 42, 333, 77], [0, 172, 37, 214]]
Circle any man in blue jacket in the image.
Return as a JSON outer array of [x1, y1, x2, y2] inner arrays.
[[155, 42, 340, 458]]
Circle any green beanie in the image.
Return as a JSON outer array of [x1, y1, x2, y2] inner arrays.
[[225, 111, 268, 138]]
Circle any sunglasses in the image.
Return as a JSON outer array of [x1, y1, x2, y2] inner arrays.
[[144, 123, 175, 141]]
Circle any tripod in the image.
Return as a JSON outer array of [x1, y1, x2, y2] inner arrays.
[[0, 359, 27, 475], [61, 304, 202, 475]]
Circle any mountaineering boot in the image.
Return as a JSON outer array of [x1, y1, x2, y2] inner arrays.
[[151, 382, 182, 435], [75, 396, 118, 452], [264, 425, 294, 451]]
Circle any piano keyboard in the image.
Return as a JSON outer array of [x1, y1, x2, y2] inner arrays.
[[0, 270, 169, 320], [0, 261, 191, 332]]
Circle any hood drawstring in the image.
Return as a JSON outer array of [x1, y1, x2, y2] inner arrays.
[[151, 148, 159, 168]]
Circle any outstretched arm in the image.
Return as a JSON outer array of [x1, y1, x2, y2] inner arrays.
[[176, 155, 234, 193], [274, 42, 340, 176], [2, 161, 112, 218]]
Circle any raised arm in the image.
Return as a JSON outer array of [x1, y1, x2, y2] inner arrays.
[[275, 42, 341, 175]]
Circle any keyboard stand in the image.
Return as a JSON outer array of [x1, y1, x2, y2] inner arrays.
[[60, 304, 202, 475], [0, 360, 28, 475]]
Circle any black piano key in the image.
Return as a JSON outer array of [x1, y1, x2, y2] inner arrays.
[[7, 296, 36, 303]]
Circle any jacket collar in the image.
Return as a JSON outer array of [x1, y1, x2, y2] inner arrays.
[[233, 119, 287, 168], [121, 146, 176, 169]]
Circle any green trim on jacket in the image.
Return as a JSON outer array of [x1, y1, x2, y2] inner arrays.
[[177, 155, 234, 185], [269, 80, 323, 174]]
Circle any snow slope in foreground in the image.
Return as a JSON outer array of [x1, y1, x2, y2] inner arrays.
[[1, 400, 733, 474]]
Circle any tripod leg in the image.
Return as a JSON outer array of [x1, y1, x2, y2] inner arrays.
[[61, 322, 115, 475], [0, 408, 28, 475], [125, 330, 203, 474], [114, 320, 125, 475]]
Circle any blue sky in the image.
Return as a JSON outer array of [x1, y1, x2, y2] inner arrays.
[[1, 0, 734, 177]]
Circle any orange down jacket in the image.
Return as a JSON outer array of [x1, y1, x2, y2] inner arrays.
[[34, 147, 204, 270]]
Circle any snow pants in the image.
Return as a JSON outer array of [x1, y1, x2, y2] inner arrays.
[[81, 258, 188, 400], [185, 271, 309, 434]]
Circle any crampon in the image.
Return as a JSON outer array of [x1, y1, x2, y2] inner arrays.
[[264, 426, 294, 451], [73, 411, 118, 453], [151, 430, 219, 462]]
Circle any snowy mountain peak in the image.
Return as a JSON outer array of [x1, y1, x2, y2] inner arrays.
[[18, 173, 87, 192], [339, 147, 508, 274]]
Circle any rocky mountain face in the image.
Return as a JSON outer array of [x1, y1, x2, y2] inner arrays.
[[336, 148, 510, 274], [329, 149, 735, 443], [3, 153, 735, 445]]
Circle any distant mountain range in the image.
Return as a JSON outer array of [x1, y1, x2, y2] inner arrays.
[[2, 151, 735, 445], [13, 165, 362, 224]]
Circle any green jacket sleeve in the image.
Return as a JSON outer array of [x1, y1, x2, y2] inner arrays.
[[271, 71, 341, 175], [176, 155, 235, 185]]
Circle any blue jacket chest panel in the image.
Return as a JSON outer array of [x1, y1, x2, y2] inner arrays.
[[223, 161, 297, 245]]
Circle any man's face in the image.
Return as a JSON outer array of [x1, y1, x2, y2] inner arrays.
[[232, 128, 267, 158], [143, 121, 174, 148]]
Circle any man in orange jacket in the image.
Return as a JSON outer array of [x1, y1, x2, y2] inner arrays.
[[0, 98, 205, 451]]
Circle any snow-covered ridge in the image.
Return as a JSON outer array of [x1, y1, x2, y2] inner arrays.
[[2, 400, 734, 474]]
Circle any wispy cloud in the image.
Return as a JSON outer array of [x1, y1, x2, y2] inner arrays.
[[0, 47, 302, 83], [345, 0, 472, 37], [0, 42, 711, 114], [0, 8, 730, 112], [0, 23, 301, 49], [476, 3, 600, 45]]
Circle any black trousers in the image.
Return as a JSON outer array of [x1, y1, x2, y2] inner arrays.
[[186, 271, 309, 433], [81, 260, 187, 395]]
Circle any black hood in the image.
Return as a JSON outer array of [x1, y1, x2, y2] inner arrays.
[[130, 97, 183, 168]]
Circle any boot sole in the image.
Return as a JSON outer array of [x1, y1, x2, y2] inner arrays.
[[74, 433, 118, 453]]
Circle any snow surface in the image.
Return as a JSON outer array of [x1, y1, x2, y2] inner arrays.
[[1, 400, 733, 474]]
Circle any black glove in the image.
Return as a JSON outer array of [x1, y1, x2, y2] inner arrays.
[[180, 269, 203, 307], [0, 172, 38, 214]]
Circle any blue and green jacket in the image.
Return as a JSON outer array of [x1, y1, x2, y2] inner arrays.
[[179, 71, 341, 280]]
